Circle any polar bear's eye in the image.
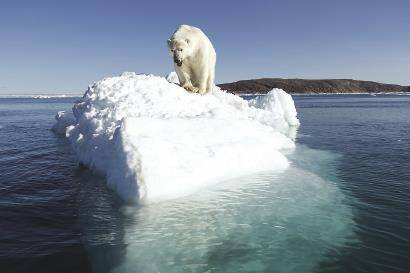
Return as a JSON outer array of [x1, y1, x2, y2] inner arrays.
[[179, 49, 183, 52]]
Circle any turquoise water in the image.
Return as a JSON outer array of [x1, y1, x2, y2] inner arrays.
[[1, 95, 409, 273]]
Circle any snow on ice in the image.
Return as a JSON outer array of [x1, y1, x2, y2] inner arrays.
[[54, 72, 299, 201]]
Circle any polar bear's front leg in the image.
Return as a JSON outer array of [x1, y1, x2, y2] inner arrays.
[[196, 67, 209, 95], [176, 66, 198, 93]]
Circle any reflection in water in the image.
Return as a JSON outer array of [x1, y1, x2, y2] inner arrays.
[[82, 146, 355, 273]]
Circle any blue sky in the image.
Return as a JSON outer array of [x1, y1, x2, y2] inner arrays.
[[0, 0, 409, 94]]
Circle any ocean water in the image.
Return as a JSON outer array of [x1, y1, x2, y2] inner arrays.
[[0, 94, 409, 273]]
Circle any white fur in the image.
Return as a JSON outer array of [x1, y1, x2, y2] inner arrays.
[[167, 25, 216, 94]]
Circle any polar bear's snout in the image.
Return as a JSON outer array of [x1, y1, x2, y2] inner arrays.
[[174, 55, 183, 66]]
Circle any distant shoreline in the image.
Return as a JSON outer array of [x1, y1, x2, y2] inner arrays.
[[219, 78, 410, 95], [236, 92, 410, 96]]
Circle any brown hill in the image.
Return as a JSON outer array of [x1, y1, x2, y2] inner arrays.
[[218, 78, 410, 94]]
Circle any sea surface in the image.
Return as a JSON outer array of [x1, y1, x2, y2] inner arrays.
[[0, 94, 409, 273]]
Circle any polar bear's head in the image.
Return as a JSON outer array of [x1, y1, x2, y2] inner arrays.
[[167, 38, 191, 67]]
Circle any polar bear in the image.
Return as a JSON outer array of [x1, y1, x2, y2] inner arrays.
[[167, 25, 216, 94]]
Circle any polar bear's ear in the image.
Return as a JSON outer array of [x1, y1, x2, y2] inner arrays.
[[167, 39, 172, 48], [185, 38, 191, 46]]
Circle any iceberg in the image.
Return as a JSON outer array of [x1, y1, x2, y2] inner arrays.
[[54, 72, 299, 201]]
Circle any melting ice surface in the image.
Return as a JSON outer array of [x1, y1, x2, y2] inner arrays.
[[55, 72, 355, 272], [54, 72, 300, 201]]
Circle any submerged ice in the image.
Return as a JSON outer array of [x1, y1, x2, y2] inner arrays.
[[82, 146, 355, 273], [54, 72, 299, 201]]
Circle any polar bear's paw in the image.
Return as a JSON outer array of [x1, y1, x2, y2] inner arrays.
[[198, 89, 208, 95], [181, 84, 198, 93], [191, 87, 200, 93]]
